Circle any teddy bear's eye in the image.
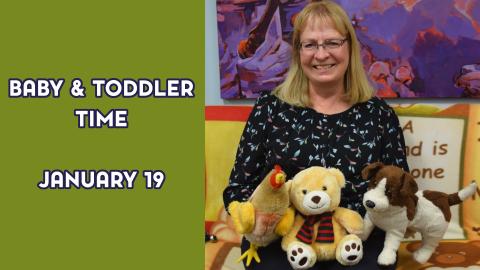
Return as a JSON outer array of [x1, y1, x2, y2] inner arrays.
[[302, 189, 307, 195], [322, 186, 327, 191]]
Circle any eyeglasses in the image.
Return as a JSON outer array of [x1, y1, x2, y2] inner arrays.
[[299, 38, 348, 53]]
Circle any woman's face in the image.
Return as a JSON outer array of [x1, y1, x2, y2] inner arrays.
[[299, 18, 349, 90]]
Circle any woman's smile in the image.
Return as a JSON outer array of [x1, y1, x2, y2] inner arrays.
[[312, 63, 337, 71]]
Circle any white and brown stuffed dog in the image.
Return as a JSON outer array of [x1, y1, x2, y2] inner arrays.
[[360, 162, 478, 266], [282, 166, 364, 270]]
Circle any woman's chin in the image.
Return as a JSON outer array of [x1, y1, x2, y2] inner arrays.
[[309, 76, 343, 87]]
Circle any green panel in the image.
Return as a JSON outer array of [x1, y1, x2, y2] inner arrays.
[[0, 1, 204, 269]]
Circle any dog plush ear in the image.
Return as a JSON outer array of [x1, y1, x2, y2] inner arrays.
[[400, 172, 418, 221], [361, 162, 384, 180]]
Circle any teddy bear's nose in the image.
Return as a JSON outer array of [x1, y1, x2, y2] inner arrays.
[[311, 196, 321, 204]]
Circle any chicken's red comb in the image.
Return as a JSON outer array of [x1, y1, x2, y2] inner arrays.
[[274, 165, 282, 172], [270, 165, 285, 189]]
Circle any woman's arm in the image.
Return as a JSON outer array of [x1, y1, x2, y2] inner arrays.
[[380, 105, 409, 172], [223, 94, 274, 211]]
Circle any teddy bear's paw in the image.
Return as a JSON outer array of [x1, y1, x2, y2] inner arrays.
[[342, 217, 364, 235], [347, 225, 364, 236], [287, 242, 316, 270], [377, 248, 397, 266], [358, 230, 369, 241], [412, 246, 434, 264], [337, 235, 363, 265], [275, 207, 295, 236]]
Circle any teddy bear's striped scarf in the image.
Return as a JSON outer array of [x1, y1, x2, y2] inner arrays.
[[296, 211, 334, 244]]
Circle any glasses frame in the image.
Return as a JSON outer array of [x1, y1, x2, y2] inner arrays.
[[299, 38, 348, 53]]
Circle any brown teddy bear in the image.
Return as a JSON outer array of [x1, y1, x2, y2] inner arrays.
[[281, 166, 364, 269]]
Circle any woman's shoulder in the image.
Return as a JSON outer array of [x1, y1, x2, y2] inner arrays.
[[254, 91, 286, 110], [256, 91, 280, 103], [356, 96, 396, 115]]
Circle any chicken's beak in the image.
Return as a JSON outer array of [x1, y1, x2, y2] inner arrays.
[[270, 172, 286, 189]]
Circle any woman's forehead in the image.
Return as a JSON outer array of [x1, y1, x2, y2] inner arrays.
[[301, 15, 346, 37], [301, 17, 343, 38]]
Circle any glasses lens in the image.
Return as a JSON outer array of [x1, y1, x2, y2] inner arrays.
[[300, 39, 345, 52], [324, 40, 343, 49], [302, 42, 316, 51]]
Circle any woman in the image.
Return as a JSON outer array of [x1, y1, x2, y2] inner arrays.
[[223, 1, 409, 269]]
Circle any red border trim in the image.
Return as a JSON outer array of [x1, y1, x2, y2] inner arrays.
[[205, 106, 252, 121], [205, 221, 214, 233]]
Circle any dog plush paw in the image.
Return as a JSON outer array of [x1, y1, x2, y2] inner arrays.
[[337, 235, 363, 265], [377, 249, 397, 266], [287, 242, 316, 270], [413, 247, 434, 264]]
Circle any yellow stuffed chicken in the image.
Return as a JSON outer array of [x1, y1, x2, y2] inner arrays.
[[228, 165, 295, 266]]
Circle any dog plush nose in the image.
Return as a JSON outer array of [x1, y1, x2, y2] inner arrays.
[[312, 196, 321, 204], [365, 200, 375, 209]]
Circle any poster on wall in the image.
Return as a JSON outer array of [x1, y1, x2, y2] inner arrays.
[[205, 103, 480, 241], [216, 0, 480, 99], [204, 102, 480, 270]]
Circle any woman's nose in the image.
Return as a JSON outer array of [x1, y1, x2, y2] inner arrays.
[[313, 47, 330, 60]]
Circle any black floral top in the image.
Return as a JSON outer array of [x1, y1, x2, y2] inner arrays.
[[223, 93, 409, 215]]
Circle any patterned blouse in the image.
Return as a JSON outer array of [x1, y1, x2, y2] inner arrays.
[[223, 93, 409, 215]]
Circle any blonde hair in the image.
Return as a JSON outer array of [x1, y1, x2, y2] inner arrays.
[[273, 0, 373, 106]]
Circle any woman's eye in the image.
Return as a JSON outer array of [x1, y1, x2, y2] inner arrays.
[[303, 43, 315, 49], [325, 40, 340, 46], [324, 39, 344, 49]]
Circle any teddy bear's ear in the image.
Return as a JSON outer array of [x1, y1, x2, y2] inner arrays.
[[327, 168, 345, 188], [284, 180, 292, 194], [361, 162, 384, 180]]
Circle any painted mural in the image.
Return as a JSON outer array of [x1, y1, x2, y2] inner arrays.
[[216, 0, 480, 99]]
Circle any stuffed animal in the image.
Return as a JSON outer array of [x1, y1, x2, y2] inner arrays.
[[228, 165, 295, 266], [360, 162, 478, 266], [281, 166, 364, 270]]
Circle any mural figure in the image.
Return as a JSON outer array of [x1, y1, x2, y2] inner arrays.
[[217, 0, 480, 99]]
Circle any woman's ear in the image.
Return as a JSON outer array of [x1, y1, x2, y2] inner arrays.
[[361, 162, 384, 180]]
